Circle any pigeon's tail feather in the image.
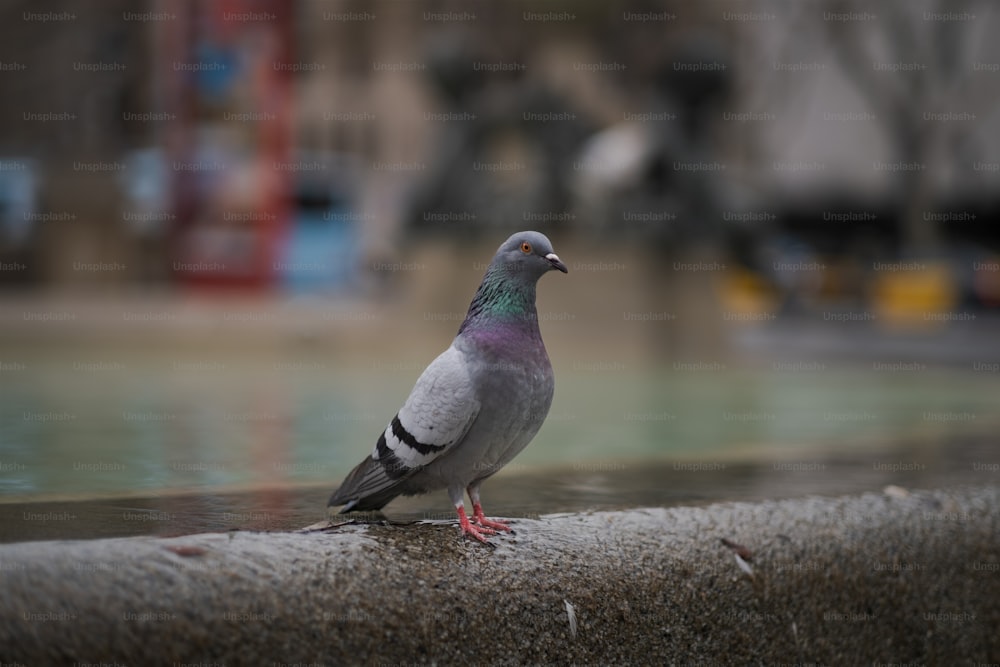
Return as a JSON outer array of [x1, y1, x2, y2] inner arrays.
[[327, 456, 408, 512]]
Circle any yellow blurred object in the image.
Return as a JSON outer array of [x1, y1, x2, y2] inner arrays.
[[870, 262, 958, 328], [719, 268, 779, 318]]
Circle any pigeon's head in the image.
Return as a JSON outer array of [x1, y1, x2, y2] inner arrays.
[[492, 231, 568, 280]]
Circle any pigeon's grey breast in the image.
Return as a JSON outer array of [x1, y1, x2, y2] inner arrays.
[[411, 323, 554, 489]]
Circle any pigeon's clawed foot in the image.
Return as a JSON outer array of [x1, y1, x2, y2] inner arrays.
[[472, 502, 513, 533], [456, 505, 497, 544]]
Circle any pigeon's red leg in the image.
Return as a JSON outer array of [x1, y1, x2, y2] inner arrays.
[[466, 484, 512, 532], [471, 502, 512, 532], [455, 505, 496, 543]]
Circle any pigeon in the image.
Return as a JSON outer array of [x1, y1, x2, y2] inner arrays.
[[328, 231, 567, 542]]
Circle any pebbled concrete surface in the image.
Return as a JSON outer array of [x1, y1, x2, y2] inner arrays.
[[0, 486, 998, 665]]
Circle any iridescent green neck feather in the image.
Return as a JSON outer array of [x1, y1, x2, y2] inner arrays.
[[458, 266, 539, 336]]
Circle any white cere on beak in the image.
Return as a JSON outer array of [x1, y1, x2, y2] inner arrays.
[[544, 252, 568, 273]]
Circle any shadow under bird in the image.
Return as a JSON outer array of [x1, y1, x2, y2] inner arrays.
[[328, 231, 567, 543]]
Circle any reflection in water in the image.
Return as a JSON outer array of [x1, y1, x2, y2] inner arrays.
[[1, 435, 994, 544], [2, 342, 998, 544], [3, 347, 999, 498]]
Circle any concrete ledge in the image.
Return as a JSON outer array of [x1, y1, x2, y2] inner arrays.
[[1, 486, 997, 664]]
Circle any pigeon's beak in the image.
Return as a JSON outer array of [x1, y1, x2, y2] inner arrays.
[[545, 252, 568, 273]]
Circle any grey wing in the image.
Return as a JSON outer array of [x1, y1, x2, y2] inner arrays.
[[329, 344, 480, 510]]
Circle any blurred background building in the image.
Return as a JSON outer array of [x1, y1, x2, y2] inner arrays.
[[1, 0, 998, 312]]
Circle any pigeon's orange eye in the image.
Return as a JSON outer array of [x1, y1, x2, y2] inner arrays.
[[520, 242, 532, 254]]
